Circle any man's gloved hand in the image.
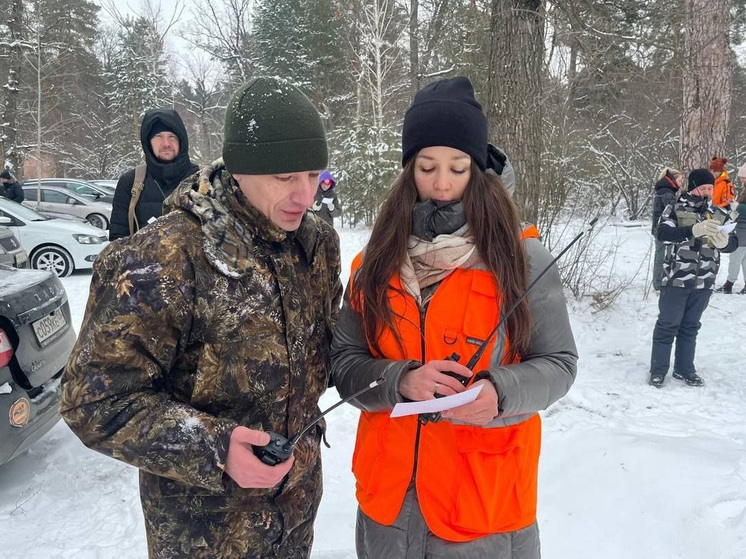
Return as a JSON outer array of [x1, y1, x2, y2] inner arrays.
[[710, 231, 730, 249], [691, 219, 719, 238], [311, 201, 322, 212]]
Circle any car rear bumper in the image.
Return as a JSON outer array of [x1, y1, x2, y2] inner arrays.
[[0, 371, 63, 465]]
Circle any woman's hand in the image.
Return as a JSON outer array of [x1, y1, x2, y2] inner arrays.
[[398, 359, 473, 401], [441, 379, 499, 425]]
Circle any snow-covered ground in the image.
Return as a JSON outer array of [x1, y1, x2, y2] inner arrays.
[[2, 222, 745, 558]]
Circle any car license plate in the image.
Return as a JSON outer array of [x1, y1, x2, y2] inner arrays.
[[32, 311, 67, 345], [15, 252, 27, 267]]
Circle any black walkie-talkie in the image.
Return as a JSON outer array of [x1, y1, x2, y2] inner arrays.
[[253, 377, 385, 465]]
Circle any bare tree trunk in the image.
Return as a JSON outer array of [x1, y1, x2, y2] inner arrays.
[[410, 0, 419, 98], [487, 0, 545, 224], [680, 0, 732, 172]]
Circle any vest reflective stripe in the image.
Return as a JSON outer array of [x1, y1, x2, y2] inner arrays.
[[349, 228, 541, 541]]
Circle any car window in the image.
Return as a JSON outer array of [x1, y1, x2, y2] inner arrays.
[[67, 182, 96, 196], [42, 189, 74, 204], [0, 209, 22, 226], [24, 188, 38, 202]]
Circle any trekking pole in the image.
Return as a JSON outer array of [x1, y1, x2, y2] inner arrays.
[[463, 217, 598, 370]]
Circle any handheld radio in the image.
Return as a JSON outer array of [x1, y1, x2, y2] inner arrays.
[[253, 377, 385, 465]]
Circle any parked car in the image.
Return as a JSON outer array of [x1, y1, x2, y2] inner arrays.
[[21, 178, 114, 204], [0, 265, 75, 465], [0, 198, 109, 277], [0, 219, 28, 269], [22, 185, 112, 230]]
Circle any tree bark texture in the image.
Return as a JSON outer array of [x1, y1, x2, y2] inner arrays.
[[680, 0, 732, 173], [487, 0, 545, 224], [2, 0, 24, 171]]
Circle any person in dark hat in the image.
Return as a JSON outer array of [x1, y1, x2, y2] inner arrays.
[[108, 108, 199, 240], [61, 77, 342, 558], [330, 76, 577, 559], [0, 169, 24, 203], [310, 169, 342, 225], [649, 168, 738, 388]]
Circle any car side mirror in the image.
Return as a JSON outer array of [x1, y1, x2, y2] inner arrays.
[[0, 216, 11, 225], [67, 198, 78, 205]]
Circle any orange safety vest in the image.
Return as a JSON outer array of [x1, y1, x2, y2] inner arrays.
[[349, 227, 542, 542], [712, 171, 734, 207]]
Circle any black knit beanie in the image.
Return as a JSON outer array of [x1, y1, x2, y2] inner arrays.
[[401, 76, 488, 170], [146, 120, 176, 143], [0, 169, 11, 180], [687, 168, 715, 192], [222, 77, 328, 175]]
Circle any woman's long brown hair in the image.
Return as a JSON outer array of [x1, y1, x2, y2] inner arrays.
[[352, 158, 532, 362]]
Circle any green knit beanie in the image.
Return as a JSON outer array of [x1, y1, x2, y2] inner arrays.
[[222, 77, 328, 175]]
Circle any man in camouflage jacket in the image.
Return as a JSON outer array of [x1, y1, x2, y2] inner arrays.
[[61, 78, 342, 559]]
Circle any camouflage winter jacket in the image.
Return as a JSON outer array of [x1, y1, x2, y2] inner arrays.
[[61, 160, 342, 537], [657, 192, 737, 289]]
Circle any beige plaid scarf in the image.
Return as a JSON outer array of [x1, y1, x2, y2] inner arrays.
[[401, 225, 480, 304]]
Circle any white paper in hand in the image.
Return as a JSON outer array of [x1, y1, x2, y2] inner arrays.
[[717, 222, 737, 233], [390, 384, 483, 418], [321, 197, 334, 204]]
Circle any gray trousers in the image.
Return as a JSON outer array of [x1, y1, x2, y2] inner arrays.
[[726, 246, 746, 284], [355, 489, 540, 559], [650, 286, 711, 376], [652, 239, 666, 291]]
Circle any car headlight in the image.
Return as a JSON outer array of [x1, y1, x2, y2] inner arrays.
[[73, 234, 103, 244]]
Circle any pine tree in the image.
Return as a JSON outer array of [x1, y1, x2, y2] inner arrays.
[[102, 15, 173, 173]]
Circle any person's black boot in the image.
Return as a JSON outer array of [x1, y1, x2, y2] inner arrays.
[[649, 373, 665, 388], [672, 371, 705, 387], [738, 285, 746, 295], [716, 281, 733, 294]]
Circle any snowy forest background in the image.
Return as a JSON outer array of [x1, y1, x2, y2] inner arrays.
[[2, 0, 746, 240]]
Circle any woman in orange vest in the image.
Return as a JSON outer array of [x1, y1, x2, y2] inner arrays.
[[710, 156, 734, 207], [330, 76, 578, 559]]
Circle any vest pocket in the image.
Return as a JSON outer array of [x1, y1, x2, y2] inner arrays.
[[449, 425, 527, 533]]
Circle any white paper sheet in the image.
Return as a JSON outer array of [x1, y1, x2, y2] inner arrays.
[[390, 384, 483, 418], [321, 197, 334, 204], [717, 222, 737, 233]]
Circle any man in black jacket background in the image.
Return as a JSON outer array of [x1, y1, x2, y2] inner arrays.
[[109, 108, 198, 241], [0, 169, 24, 203]]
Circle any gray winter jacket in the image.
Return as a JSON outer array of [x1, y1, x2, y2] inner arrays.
[[330, 237, 578, 558], [734, 202, 746, 247]]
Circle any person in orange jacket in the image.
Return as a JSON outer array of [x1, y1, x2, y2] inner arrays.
[[330, 76, 578, 559], [710, 156, 734, 207]]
